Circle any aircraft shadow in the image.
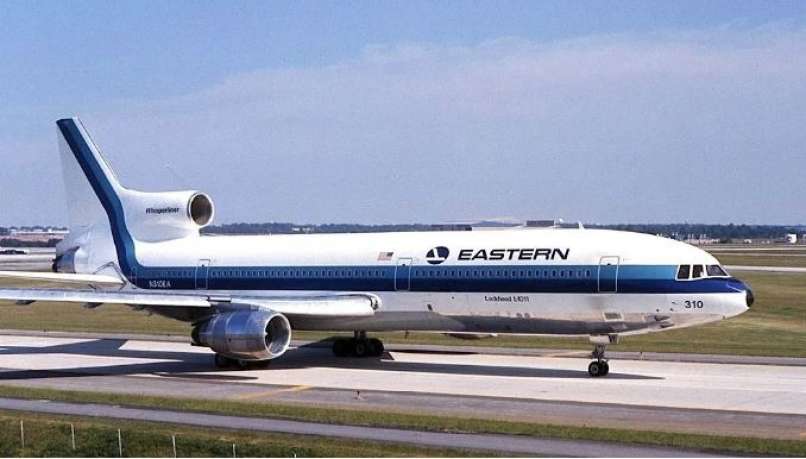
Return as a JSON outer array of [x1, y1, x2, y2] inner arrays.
[[0, 339, 661, 381], [273, 347, 661, 380]]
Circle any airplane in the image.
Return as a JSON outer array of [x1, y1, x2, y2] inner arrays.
[[0, 117, 753, 377]]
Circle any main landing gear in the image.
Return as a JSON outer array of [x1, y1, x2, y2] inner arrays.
[[588, 334, 619, 377], [588, 344, 609, 377], [332, 331, 385, 357]]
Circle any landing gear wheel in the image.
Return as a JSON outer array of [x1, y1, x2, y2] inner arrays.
[[588, 361, 604, 377], [332, 334, 385, 358], [588, 342, 610, 377], [353, 339, 368, 357], [369, 338, 384, 357]]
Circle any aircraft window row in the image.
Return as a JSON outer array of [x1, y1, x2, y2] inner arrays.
[[151, 270, 193, 278], [676, 264, 729, 280], [412, 269, 593, 279], [203, 268, 596, 280], [209, 269, 388, 278]]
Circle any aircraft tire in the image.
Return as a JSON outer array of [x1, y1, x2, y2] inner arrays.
[[588, 361, 603, 377], [600, 361, 610, 376], [353, 339, 369, 357], [369, 338, 384, 356]]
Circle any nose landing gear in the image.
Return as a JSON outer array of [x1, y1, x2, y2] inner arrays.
[[332, 331, 385, 357], [588, 344, 609, 377]]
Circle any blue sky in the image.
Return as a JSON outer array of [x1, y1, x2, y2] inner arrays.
[[1, 1, 805, 225]]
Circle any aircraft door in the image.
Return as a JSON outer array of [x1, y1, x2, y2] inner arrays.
[[394, 258, 412, 291], [195, 259, 210, 290], [598, 256, 619, 293]]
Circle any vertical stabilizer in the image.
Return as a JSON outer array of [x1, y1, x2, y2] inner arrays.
[[56, 117, 124, 236]]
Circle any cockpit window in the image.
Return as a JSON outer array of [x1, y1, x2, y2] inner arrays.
[[678, 264, 729, 280], [707, 265, 728, 277]]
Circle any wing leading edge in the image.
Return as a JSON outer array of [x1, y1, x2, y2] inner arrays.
[[0, 271, 126, 286], [0, 288, 378, 317]]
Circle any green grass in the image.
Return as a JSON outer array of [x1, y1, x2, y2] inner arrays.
[[0, 385, 802, 456], [0, 410, 481, 457], [1, 272, 804, 357]]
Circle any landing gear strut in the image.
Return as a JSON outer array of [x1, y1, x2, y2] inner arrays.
[[588, 344, 609, 377], [332, 331, 385, 357]]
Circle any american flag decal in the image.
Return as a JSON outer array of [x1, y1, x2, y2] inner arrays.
[[377, 251, 394, 261]]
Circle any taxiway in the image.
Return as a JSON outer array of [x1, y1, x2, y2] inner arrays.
[[0, 333, 802, 441]]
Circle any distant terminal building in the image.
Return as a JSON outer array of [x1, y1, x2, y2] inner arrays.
[[683, 234, 720, 245], [6, 227, 68, 243]]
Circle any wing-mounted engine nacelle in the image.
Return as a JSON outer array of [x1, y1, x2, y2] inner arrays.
[[122, 189, 215, 242], [191, 309, 292, 361]]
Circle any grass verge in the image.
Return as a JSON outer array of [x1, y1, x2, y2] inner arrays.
[[0, 410, 481, 457], [0, 385, 802, 456]]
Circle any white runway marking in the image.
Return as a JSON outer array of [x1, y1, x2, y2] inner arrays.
[[0, 335, 803, 416]]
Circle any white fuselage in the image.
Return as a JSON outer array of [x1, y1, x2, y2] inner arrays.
[[74, 226, 750, 336]]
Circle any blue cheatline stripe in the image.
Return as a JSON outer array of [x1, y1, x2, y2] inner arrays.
[[56, 118, 745, 295]]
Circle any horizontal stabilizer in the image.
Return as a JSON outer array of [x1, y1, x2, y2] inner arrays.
[[0, 271, 125, 286]]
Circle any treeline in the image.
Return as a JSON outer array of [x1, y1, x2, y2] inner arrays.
[[202, 222, 804, 240], [2, 223, 802, 242], [588, 223, 804, 240], [201, 222, 438, 235]]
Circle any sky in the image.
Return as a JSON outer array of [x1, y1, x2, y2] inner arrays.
[[1, 1, 805, 226]]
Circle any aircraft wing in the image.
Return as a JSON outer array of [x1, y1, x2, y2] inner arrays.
[[0, 288, 210, 307], [0, 288, 377, 317], [224, 294, 378, 317], [0, 271, 125, 286]]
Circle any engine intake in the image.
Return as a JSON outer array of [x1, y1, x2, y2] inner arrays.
[[192, 310, 291, 361], [188, 192, 214, 226]]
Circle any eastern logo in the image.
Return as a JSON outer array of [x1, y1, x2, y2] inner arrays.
[[426, 246, 450, 265]]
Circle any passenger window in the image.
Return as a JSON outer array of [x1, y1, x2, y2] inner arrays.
[[707, 265, 728, 277], [677, 265, 690, 280], [692, 265, 704, 279]]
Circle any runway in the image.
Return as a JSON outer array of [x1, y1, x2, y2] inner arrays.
[[0, 333, 803, 441]]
